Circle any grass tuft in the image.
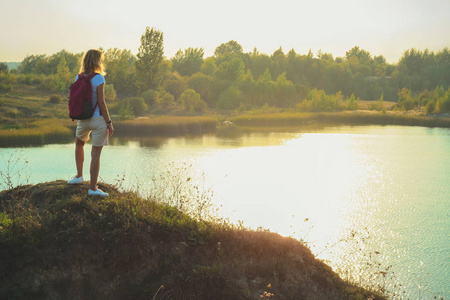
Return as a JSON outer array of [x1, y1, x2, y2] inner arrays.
[[0, 181, 386, 299]]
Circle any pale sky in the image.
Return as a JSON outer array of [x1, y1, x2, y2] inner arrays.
[[1, 0, 449, 63]]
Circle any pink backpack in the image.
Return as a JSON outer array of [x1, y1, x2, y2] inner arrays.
[[68, 73, 99, 120]]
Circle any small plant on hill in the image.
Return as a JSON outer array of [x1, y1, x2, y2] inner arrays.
[[0, 83, 13, 93], [0, 150, 30, 190], [48, 94, 63, 104]]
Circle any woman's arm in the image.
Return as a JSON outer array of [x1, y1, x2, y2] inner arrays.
[[97, 83, 114, 137]]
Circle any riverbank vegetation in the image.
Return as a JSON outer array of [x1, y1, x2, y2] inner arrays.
[[0, 180, 386, 299], [1, 27, 449, 146]]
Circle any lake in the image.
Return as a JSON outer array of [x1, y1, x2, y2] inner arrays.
[[1, 125, 449, 299]]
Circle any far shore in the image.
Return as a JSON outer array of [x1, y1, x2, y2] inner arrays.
[[1, 111, 449, 147]]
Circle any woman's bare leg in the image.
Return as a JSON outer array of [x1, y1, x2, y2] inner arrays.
[[75, 138, 85, 178], [90, 146, 103, 190]]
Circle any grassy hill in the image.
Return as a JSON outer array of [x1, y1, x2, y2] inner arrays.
[[0, 181, 384, 299]]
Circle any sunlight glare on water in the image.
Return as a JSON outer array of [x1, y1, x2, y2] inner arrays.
[[2, 125, 449, 298]]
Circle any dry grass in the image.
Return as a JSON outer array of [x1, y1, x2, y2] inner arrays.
[[0, 119, 75, 147], [116, 116, 218, 136], [358, 100, 396, 110], [231, 111, 450, 128], [0, 181, 386, 300]]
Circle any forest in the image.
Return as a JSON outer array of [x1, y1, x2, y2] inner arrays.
[[1, 27, 450, 118]]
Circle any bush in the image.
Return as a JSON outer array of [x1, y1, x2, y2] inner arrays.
[[346, 93, 359, 111], [0, 83, 13, 93], [216, 85, 243, 110], [0, 73, 16, 85], [297, 89, 344, 112], [180, 89, 207, 113], [38, 75, 56, 91], [48, 94, 63, 104], [17, 74, 43, 85], [426, 100, 435, 115], [121, 97, 147, 116], [155, 91, 176, 111], [118, 102, 134, 120], [141, 89, 159, 107], [436, 90, 450, 113]]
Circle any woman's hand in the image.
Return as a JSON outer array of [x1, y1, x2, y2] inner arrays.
[[107, 123, 114, 137]]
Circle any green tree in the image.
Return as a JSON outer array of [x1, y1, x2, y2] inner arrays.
[[136, 27, 164, 93], [270, 47, 287, 79], [121, 97, 148, 116], [378, 94, 384, 111], [162, 72, 188, 100], [345, 46, 372, 64], [104, 48, 136, 95], [250, 49, 271, 80], [200, 57, 217, 76], [188, 72, 214, 105], [141, 89, 159, 108], [255, 68, 276, 106], [53, 56, 72, 92], [118, 102, 134, 120], [104, 84, 117, 102], [216, 57, 245, 82], [398, 87, 415, 110], [171, 47, 204, 76], [214, 40, 243, 57], [216, 85, 243, 110], [436, 89, 450, 112], [155, 90, 176, 111], [425, 99, 435, 115], [275, 72, 296, 107], [180, 89, 207, 112], [0, 63, 8, 73], [346, 93, 359, 110], [19, 54, 47, 74]]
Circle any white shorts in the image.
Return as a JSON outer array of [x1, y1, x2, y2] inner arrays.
[[76, 117, 108, 147]]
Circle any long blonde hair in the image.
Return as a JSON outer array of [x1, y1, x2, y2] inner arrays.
[[79, 49, 106, 75]]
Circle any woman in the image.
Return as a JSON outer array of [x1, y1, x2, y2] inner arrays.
[[67, 49, 114, 197]]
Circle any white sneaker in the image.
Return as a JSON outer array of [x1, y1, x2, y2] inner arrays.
[[88, 188, 109, 197], [68, 176, 84, 184]]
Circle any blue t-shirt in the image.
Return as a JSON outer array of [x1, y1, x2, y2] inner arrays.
[[74, 74, 105, 118]]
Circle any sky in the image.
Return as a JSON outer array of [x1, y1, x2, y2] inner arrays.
[[1, 0, 449, 63]]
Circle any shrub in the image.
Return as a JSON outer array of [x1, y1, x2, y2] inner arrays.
[[141, 89, 159, 107], [38, 75, 56, 91], [180, 89, 207, 113], [0, 83, 13, 93], [436, 90, 450, 113], [17, 74, 43, 85], [0, 73, 16, 85], [155, 91, 176, 111], [121, 97, 147, 116], [118, 102, 134, 120], [398, 87, 415, 110], [216, 85, 243, 110], [426, 100, 435, 115], [48, 94, 63, 104], [297, 89, 344, 112], [346, 93, 359, 111]]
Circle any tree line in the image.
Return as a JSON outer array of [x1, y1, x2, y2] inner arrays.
[[1, 27, 450, 116]]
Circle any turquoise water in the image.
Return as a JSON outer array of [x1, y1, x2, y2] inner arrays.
[[1, 125, 449, 299]]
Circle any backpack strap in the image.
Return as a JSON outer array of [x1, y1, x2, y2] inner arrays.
[[88, 73, 102, 116]]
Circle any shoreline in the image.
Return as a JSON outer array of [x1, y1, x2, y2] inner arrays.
[[1, 112, 449, 147]]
